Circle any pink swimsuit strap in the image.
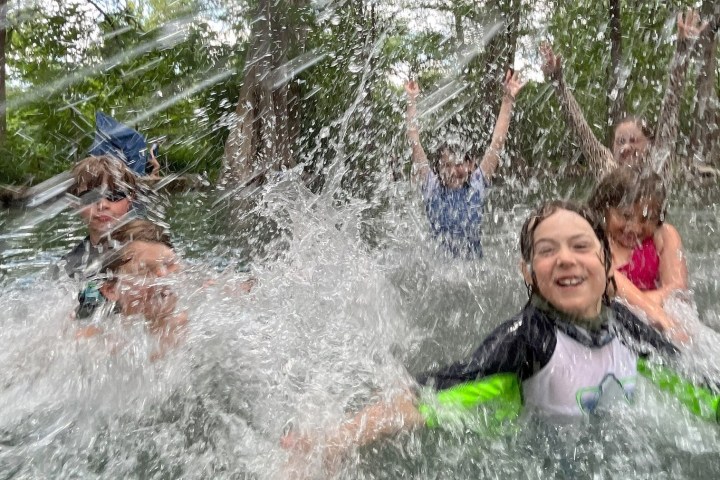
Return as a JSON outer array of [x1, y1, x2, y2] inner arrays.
[[617, 236, 660, 291]]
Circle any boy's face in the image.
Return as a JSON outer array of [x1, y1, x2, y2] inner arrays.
[[102, 241, 180, 321], [605, 202, 660, 249], [77, 186, 132, 241], [438, 149, 473, 189], [525, 209, 607, 319]]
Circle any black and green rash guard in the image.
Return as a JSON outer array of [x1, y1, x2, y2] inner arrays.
[[416, 297, 681, 420]]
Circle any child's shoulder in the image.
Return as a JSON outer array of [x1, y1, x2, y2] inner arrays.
[[653, 222, 682, 253]]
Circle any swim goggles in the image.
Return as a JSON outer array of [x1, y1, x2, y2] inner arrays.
[[576, 374, 636, 414], [76, 188, 129, 206]]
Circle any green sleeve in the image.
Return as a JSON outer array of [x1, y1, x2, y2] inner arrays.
[[417, 373, 522, 431], [637, 357, 720, 423]]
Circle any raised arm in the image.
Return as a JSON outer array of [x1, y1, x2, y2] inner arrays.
[[540, 43, 616, 177], [148, 145, 161, 178], [405, 80, 430, 184], [652, 8, 708, 179], [478, 70, 525, 180]]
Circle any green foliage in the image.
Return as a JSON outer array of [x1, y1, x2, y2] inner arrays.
[[537, 0, 700, 168], [1, 0, 239, 184], [0, 0, 712, 187]]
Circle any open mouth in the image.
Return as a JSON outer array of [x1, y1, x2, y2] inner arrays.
[[618, 234, 638, 247], [555, 276, 584, 287]]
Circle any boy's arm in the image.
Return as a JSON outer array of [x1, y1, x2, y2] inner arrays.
[[540, 43, 615, 177], [405, 80, 430, 185], [479, 70, 525, 180]]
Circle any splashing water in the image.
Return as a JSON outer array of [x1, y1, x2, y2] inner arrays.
[[2, 0, 720, 478], [2, 180, 720, 478]]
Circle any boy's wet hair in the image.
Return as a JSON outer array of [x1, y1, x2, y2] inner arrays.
[[103, 219, 173, 273], [520, 200, 615, 304], [70, 155, 137, 197], [588, 165, 666, 225], [431, 141, 474, 174], [615, 115, 654, 142]]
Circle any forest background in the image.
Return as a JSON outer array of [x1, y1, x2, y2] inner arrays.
[[0, 0, 717, 196]]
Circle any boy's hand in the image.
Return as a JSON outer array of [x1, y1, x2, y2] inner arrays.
[[404, 80, 420, 101], [503, 69, 525, 99]]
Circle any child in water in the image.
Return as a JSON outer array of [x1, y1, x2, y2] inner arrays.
[[75, 219, 187, 360], [404, 69, 524, 257], [281, 201, 713, 475], [589, 166, 688, 335], [61, 155, 140, 318], [64, 155, 138, 279], [540, 9, 707, 178]]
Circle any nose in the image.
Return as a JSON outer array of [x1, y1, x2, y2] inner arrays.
[[624, 217, 642, 234], [555, 245, 576, 266], [96, 197, 110, 210]]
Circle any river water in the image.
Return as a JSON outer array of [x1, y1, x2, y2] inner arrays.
[[1, 178, 720, 479]]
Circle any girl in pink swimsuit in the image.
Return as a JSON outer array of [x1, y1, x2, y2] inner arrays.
[[589, 165, 688, 335], [617, 236, 660, 291]]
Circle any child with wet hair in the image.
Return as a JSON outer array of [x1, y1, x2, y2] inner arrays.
[[589, 165, 688, 336], [280, 201, 709, 478], [76, 219, 187, 360], [540, 8, 707, 178], [62, 154, 142, 320], [64, 155, 138, 278], [404, 69, 525, 258]]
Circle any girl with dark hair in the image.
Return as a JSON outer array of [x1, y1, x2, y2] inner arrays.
[[281, 201, 711, 477], [404, 69, 524, 257]]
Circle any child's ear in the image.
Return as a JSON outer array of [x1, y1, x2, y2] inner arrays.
[[99, 282, 118, 302], [520, 260, 533, 286]]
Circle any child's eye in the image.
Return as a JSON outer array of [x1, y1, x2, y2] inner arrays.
[[536, 246, 555, 256], [574, 243, 591, 251]]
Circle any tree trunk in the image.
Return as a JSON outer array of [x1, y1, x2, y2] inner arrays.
[[0, 0, 8, 150], [606, 0, 625, 146], [470, 1, 519, 138], [689, 0, 719, 168], [455, 11, 464, 45], [221, 0, 300, 187], [504, 0, 521, 72]]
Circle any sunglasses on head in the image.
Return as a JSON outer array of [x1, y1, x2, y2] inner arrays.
[[77, 189, 129, 205]]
